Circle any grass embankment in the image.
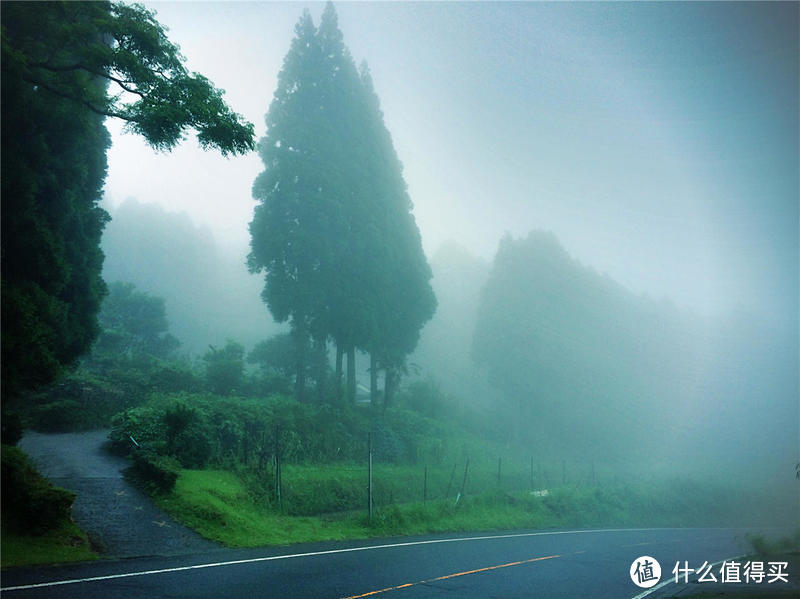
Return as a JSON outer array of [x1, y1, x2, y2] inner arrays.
[[1, 445, 97, 568], [1, 522, 97, 568], [109, 391, 782, 549], [154, 467, 758, 548]]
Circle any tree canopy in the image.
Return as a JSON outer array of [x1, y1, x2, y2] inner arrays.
[[2, 2, 254, 155], [88, 281, 180, 368], [248, 3, 435, 403], [472, 231, 690, 455], [203, 340, 245, 396], [1, 1, 255, 400]]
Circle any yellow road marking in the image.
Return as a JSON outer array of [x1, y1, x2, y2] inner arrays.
[[341, 554, 560, 599]]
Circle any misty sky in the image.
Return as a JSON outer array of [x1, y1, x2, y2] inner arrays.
[[103, 1, 798, 324]]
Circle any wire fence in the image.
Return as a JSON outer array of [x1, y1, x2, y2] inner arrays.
[[266, 432, 638, 518]]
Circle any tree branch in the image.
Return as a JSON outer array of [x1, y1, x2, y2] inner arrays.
[[29, 61, 86, 72], [22, 75, 138, 123], [28, 61, 148, 99]]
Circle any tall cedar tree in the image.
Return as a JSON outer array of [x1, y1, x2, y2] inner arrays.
[[357, 63, 436, 406], [249, 10, 331, 402], [249, 3, 435, 404], [1, 2, 254, 401], [250, 5, 365, 402]]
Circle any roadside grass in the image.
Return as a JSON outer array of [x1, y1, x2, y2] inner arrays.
[[1, 444, 97, 568], [1, 521, 97, 568], [154, 470, 365, 546], [154, 467, 762, 549]]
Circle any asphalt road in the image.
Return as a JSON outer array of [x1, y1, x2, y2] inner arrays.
[[2, 526, 776, 598]]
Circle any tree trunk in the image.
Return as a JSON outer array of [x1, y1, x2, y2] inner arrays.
[[335, 341, 343, 403], [369, 352, 378, 406], [384, 366, 396, 409], [314, 337, 327, 403], [294, 327, 307, 402], [346, 345, 356, 404]]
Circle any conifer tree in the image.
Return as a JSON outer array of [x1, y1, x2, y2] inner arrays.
[[249, 10, 334, 401], [249, 3, 435, 404]]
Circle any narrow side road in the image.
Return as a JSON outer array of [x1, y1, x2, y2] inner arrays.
[[18, 431, 219, 558]]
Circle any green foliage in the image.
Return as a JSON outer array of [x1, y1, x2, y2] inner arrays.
[[1, 1, 253, 402], [396, 378, 452, 420], [248, 334, 296, 378], [113, 399, 218, 470], [110, 405, 168, 454], [108, 388, 508, 476], [248, 333, 331, 399], [152, 462, 768, 548], [162, 402, 213, 468], [88, 282, 180, 369], [2, 2, 254, 155], [203, 340, 245, 396], [128, 449, 181, 493], [1, 410, 24, 446], [17, 274, 195, 435], [164, 403, 197, 449], [248, 3, 435, 402], [31, 401, 84, 433], [24, 370, 136, 432], [111, 392, 370, 470], [149, 361, 202, 394], [1, 445, 76, 534], [2, 10, 111, 396], [355, 61, 436, 385]]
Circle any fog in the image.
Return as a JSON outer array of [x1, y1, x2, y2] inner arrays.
[[100, 2, 797, 524], [102, 198, 285, 354]]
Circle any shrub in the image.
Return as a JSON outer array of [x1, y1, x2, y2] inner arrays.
[[32, 400, 84, 432], [128, 450, 181, 493], [109, 406, 167, 454], [24, 371, 134, 432], [150, 363, 202, 393], [172, 421, 213, 469], [203, 340, 245, 395], [1, 445, 76, 534], [396, 379, 452, 419], [164, 403, 198, 454], [1, 410, 23, 445]]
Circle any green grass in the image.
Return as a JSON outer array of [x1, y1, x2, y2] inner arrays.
[[154, 469, 549, 547], [151, 467, 763, 549], [1, 521, 97, 568], [154, 470, 366, 546], [1, 443, 98, 568]]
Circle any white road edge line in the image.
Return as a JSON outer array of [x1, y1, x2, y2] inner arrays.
[[629, 554, 747, 599], [3, 527, 699, 592]]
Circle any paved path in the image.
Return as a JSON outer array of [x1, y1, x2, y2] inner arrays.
[[18, 431, 219, 559]]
